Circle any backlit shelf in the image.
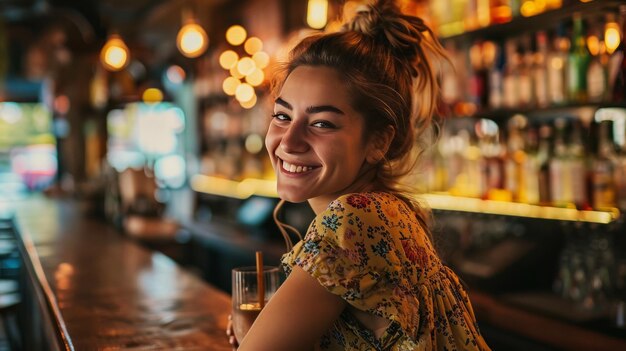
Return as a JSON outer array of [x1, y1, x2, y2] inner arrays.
[[190, 175, 620, 224], [191, 174, 278, 199], [423, 193, 620, 224]]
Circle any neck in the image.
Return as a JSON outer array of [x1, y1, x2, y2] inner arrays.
[[307, 165, 379, 214]]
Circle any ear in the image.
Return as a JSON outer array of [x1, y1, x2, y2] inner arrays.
[[366, 125, 395, 164]]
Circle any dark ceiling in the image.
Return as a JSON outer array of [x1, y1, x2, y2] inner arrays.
[[0, 0, 237, 51]]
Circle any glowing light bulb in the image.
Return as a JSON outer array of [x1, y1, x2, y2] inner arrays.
[[226, 25, 247, 46], [142, 88, 164, 103], [245, 68, 265, 87], [100, 34, 130, 71], [237, 57, 256, 76], [252, 51, 270, 69], [219, 50, 239, 69], [240, 94, 258, 109], [235, 83, 254, 102], [223, 76, 241, 96], [244, 37, 263, 55], [307, 0, 328, 29], [605, 22, 621, 55], [177, 22, 209, 58]]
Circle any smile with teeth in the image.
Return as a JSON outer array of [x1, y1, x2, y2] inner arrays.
[[281, 160, 316, 173]]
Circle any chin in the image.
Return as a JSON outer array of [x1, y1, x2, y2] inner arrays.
[[277, 188, 310, 204]]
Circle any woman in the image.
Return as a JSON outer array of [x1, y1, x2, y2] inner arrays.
[[233, 0, 491, 350]]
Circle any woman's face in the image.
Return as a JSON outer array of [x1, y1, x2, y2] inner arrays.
[[265, 65, 375, 212]]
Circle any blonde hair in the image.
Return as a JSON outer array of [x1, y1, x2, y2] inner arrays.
[[271, 0, 447, 249]]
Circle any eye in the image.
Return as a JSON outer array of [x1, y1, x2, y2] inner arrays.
[[311, 120, 336, 129], [271, 113, 290, 122]]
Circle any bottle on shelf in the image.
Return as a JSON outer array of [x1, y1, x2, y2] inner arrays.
[[547, 25, 569, 106], [591, 120, 617, 209], [611, 5, 626, 103], [503, 39, 521, 109], [469, 41, 489, 110], [549, 118, 571, 207], [519, 35, 536, 107], [586, 21, 608, 103], [490, 0, 513, 25], [520, 125, 541, 204], [567, 119, 589, 209], [504, 114, 527, 202], [567, 13, 591, 103], [533, 31, 550, 108], [615, 115, 626, 211], [489, 41, 506, 109], [537, 124, 553, 205]]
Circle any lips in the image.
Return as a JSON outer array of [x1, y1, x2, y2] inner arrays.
[[280, 159, 318, 173]]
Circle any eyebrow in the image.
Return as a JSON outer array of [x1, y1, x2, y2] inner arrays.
[[275, 97, 345, 115]]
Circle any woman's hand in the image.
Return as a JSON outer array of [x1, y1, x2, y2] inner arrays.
[[226, 315, 239, 350]]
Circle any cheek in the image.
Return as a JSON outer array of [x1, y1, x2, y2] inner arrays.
[[265, 129, 278, 154]]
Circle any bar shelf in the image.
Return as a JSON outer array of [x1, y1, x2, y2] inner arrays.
[[190, 175, 621, 224], [446, 103, 626, 123], [440, 0, 624, 43]]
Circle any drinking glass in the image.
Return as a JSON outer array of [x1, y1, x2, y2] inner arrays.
[[231, 266, 281, 341]]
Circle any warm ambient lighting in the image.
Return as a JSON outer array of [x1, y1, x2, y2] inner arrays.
[[605, 19, 621, 55], [219, 50, 239, 69], [244, 37, 263, 55], [307, 0, 328, 29], [190, 175, 620, 223], [191, 175, 277, 199], [100, 34, 130, 71], [226, 25, 247, 46], [235, 83, 254, 103], [142, 88, 163, 103], [423, 193, 620, 224], [177, 21, 209, 58], [586, 35, 600, 56]]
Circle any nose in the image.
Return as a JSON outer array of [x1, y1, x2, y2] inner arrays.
[[280, 121, 309, 154]]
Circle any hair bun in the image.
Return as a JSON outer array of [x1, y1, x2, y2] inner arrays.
[[344, 0, 430, 66]]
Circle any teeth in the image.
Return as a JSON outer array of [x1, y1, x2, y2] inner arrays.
[[282, 160, 312, 173]]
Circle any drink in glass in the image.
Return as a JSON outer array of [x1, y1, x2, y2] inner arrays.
[[231, 266, 280, 341]]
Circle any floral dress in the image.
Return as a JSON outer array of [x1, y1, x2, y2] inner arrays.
[[281, 192, 491, 351]]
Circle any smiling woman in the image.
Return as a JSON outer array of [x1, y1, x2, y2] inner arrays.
[[233, 0, 493, 350], [266, 66, 376, 212]]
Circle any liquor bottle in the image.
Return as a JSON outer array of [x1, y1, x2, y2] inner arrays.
[[520, 125, 541, 204], [567, 13, 591, 103], [505, 114, 527, 201], [441, 42, 462, 109], [612, 6, 626, 102], [490, 0, 513, 25], [547, 26, 568, 105], [465, 0, 479, 32], [591, 120, 616, 209], [519, 35, 535, 107], [533, 31, 550, 108], [550, 118, 570, 206], [568, 120, 589, 209], [537, 124, 553, 205], [615, 141, 626, 211], [469, 41, 489, 110], [503, 39, 520, 108], [546, 0, 562, 10], [489, 41, 506, 109], [587, 23, 608, 103]]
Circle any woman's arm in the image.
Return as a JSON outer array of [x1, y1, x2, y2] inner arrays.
[[237, 266, 346, 351]]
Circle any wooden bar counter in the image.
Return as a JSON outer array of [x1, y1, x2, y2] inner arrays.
[[6, 195, 232, 350]]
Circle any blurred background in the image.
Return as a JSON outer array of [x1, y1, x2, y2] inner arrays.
[[1, 0, 626, 350]]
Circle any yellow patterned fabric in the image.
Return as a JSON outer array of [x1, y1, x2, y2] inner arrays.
[[282, 192, 491, 351]]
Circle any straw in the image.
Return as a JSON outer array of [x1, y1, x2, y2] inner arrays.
[[255, 251, 265, 308]]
